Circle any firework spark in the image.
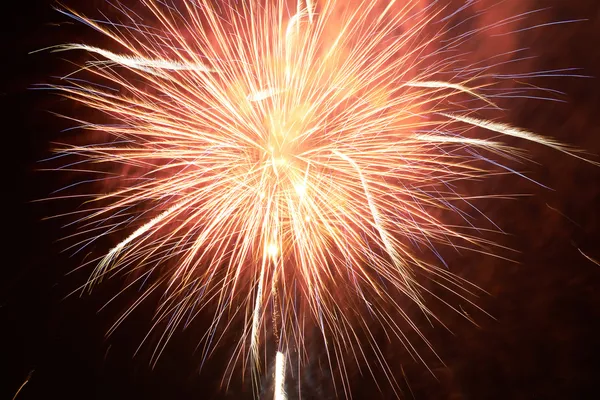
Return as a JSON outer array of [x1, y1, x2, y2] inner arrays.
[[44, 0, 592, 397], [275, 351, 287, 400]]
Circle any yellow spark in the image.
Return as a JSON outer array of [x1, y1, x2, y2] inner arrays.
[[294, 183, 306, 197], [248, 87, 286, 102], [406, 80, 498, 108], [578, 248, 600, 267], [267, 243, 279, 258], [11, 371, 33, 400], [57, 44, 215, 74], [441, 113, 597, 165], [274, 351, 287, 400]]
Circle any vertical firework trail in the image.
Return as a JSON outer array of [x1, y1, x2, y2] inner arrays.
[[41, 0, 594, 397]]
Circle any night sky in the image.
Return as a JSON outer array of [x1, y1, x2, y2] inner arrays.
[[2, 1, 600, 399]]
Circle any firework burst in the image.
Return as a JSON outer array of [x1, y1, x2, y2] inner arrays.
[[42, 0, 593, 397]]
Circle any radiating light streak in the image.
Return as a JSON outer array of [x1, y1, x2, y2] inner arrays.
[[274, 351, 287, 400]]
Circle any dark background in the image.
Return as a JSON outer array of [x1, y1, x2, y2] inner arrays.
[[2, 0, 600, 399]]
